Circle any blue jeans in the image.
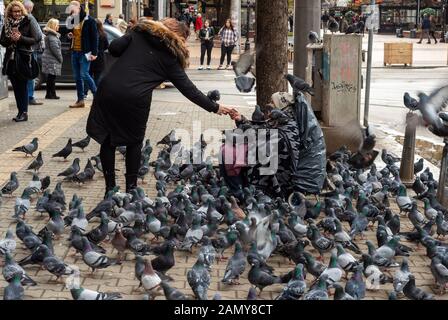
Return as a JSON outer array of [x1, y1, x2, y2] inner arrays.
[[71, 51, 97, 102], [27, 52, 38, 101]]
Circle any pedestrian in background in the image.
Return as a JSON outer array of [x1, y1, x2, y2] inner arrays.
[[195, 13, 203, 39], [198, 19, 214, 70], [104, 13, 114, 26], [218, 19, 238, 70], [418, 14, 431, 44], [429, 15, 438, 44], [0, 1, 41, 122], [288, 11, 294, 33], [66, 1, 99, 109], [116, 13, 128, 34], [340, 15, 349, 33], [85, 19, 108, 93], [24, 0, 43, 105], [42, 18, 62, 100], [126, 18, 136, 33], [321, 10, 329, 33]]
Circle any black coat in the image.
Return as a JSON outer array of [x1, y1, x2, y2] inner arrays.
[[89, 33, 109, 73], [86, 20, 219, 146], [0, 16, 40, 74]]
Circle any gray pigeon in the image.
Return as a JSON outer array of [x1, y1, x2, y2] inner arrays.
[[430, 256, 448, 294], [58, 158, 80, 178], [276, 264, 307, 300], [81, 237, 120, 272], [221, 241, 246, 285], [308, 30, 320, 44], [26, 151, 43, 172], [2, 172, 19, 196], [187, 254, 210, 300], [70, 286, 122, 300], [3, 275, 24, 300], [394, 257, 411, 294], [12, 137, 38, 156], [71, 136, 91, 151], [285, 73, 315, 96]]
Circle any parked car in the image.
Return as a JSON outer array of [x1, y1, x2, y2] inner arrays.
[[35, 22, 123, 89]]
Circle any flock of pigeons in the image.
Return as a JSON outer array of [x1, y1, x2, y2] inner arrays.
[[1, 75, 448, 300]]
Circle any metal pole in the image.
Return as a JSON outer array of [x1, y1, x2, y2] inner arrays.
[[245, 1, 250, 51], [363, 0, 375, 127], [417, 0, 421, 26], [437, 138, 448, 206]]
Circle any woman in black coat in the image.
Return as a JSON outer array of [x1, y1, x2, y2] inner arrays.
[[86, 18, 234, 194], [0, 1, 41, 122]]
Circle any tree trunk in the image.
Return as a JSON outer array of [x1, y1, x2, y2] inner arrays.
[[256, 0, 289, 107]]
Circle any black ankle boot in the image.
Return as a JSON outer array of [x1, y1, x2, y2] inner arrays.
[[13, 112, 28, 122], [104, 172, 116, 198], [125, 174, 138, 194]]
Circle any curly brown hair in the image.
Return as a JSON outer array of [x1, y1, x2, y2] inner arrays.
[[161, 17, 190, 40]]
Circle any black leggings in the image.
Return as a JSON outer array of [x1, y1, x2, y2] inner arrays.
[[46, 74, 57, 97], [220, 44, 235, 66], [200, 40, 213, 66], [9, 74, 28, 114], [100, 136, 142, 178]]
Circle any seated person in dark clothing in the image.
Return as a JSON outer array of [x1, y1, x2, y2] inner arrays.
[[221, 92, 326, 201]]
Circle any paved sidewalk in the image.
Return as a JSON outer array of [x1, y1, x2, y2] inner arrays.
[[0, 55, 446, 300]]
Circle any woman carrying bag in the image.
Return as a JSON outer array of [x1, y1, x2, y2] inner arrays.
[[42, 18, 63, 100], [198, 19, 214, 70], [218, 19, 238, 70], [0, 0, 41, 122]]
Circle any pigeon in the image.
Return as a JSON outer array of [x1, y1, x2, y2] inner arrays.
[[2, 252, 37, 286], [345, 265, 365, 300], [111, 228, 127, 262], [187, 254, 210, 300], [160, 281, 189, 300], [318, 252, 343, 287], [403, 93, 419, 112], [2, 172, 19, 196], [413, 86, 448, 136], [3, 275, 24, 300], [40, 175, 51, 191], [388, 255, 409, 293], [26, 151, 43, 172], [157, 130, 180, 146], [307, 224, 334, 261], [24, 173, 42, 196], [248, 260, 281, 294], [52, 138, 73, 160], [328, 19, 339, 34], [430, 256, 448, 294], [71, 136, 91, 151], [231, 50, 254, 77], [308, 31, 320, 44], [0, 229, 16, 257], [70, 286, 122, 300], [403, 274, 434, 300], [435, 212, 448, 239], [81, 237, 120, 272], [12, 137, 38, 156], [333, 283, 355, 300], [198, 236, 216, 270], [141, 259, 162, 298], [335, 244, 358, 276], [414, 158, 424, 175], [285, 73, 315, 96], [58, 158, 80, 178], [122, 228, 152, 256], [221, 241, 246, 285], [235, 75, 256, 93], [396, 185, 413, 213], [13, 188, 32, 220], [302, 274, 329, 300], [275, 264, 307, 300], [151, 241, 176, 274]]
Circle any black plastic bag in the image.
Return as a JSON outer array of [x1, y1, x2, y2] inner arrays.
[[284, 93, 327, 194]]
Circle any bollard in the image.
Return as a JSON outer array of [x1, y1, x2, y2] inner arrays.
[[399, 112, 418, 186], [437, 138, 448, 207]]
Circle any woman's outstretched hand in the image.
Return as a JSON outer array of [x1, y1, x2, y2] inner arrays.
[[217, 104, 236, 116]]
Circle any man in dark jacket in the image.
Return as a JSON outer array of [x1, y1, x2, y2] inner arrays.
[[24, 0, 43, 106], [418, 14, 431, 44], [66, 1, 99, 108]]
